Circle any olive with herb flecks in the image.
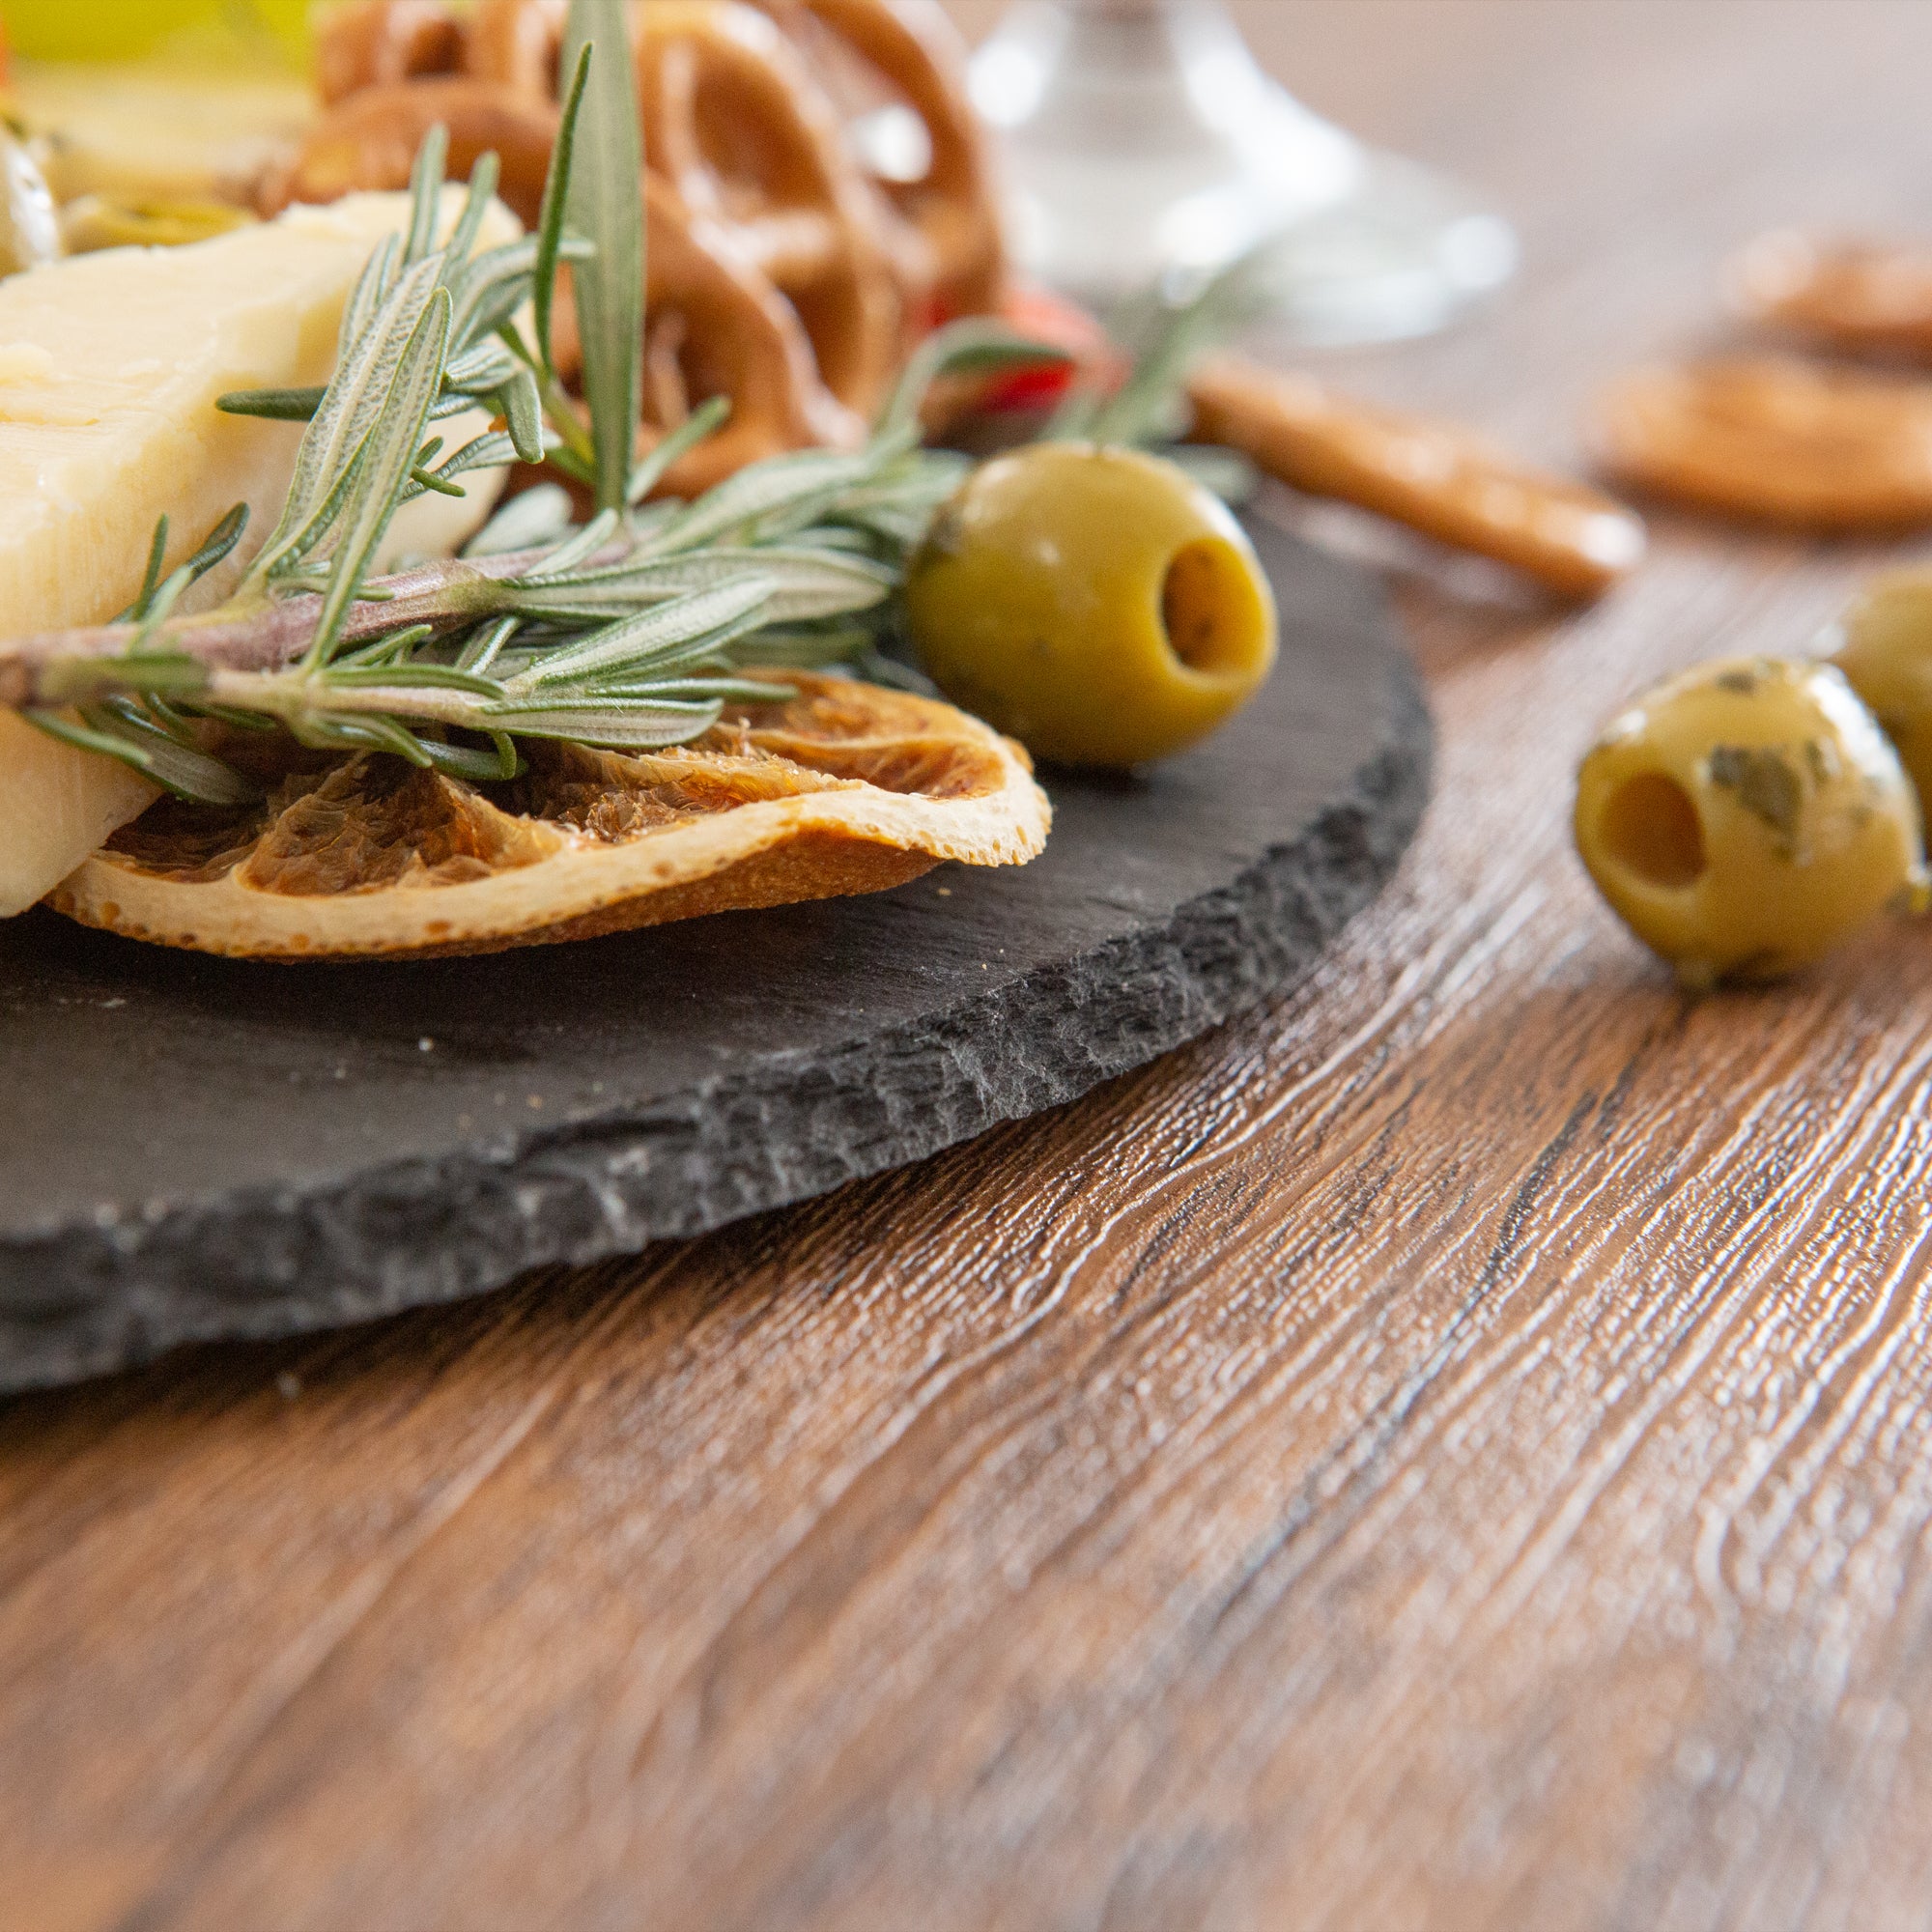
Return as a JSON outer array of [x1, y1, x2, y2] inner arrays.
[[1574, 655, 1927, 986], [1827, 570, 1932, 817], [60, 194, 255, 255], [904, 443, 1277, 769], [0, 129, 59, 280]]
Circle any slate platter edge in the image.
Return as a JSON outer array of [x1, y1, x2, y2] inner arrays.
[[0, 619, 1430, 1395]]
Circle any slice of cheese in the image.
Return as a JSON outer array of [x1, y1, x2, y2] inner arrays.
[[0, 189, 521, 918]]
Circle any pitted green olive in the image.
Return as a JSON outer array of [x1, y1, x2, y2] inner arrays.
[[904, 443, 1278, 769], [0, 129, 60, 279], [1575, 655, 1927, 986], [1828, 570, 1932, 818]]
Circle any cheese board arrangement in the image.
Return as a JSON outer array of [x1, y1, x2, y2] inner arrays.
[[0, 0, 1670, 1389]]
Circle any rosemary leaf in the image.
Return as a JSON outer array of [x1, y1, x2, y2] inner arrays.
[[333, 623, 439, 668], [256, 251, 449, 579], [606, 675, 791, 704], [465, 487, 574, 557], [501, 545, 889, 625], [124, 517, 169, 623], [627, 396, 731, 506], [479, 695, 723, 748], [421, 732, 524, 782], [215, 385, 326, 422], [500, 367, 547, 465], [561, 0, 645, 513], [324, 662, 505, 696], [427, 430, 521, 488], [403, 124, 449, 267], [182, 503, 252, 588], [650, 446, 895, 554], [25, 706, 256, 805], [298, 711, 439, 765], [336, 231, 399, 364], [534, 41, 593, 374], [519, 506, 623, 582], [444, 340, 520, 392], [507, 577, 773, 690], [872, 318, 1075, 447], [445, 150, 502, 272], [303, 284, 453, 668], [456, 614, 524, 672]]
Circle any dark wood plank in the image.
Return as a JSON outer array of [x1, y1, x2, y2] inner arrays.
[[10, 4, 1932, 1927]]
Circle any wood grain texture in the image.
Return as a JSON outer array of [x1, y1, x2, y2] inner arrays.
[[10, 5, 1932, 1926]]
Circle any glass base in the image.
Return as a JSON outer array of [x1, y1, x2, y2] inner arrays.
[[970, 0, 1518, 344]]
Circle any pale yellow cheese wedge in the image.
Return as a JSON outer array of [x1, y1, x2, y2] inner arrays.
[[0, 189, 521, 918], [0, 707, 158, 918]]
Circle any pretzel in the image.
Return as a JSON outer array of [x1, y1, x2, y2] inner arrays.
[[287, 0, 997, 494], [264, 77, 560, 227], [1731, 231, 1932, 362], [444, 0, 908, 418], [630, 174, 865, 496], [315, 1, 469, 106], [1188, 354, 1646, 600], [636, 2, 902, 416], [781, 0, 1005, 322], [273, 86, 858, 500], [1596, 356, 1932, 529], [465, 0, 570, 99], [644, 186, 865, 496]]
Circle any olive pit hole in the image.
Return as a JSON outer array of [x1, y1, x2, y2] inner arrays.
[[1160, 538, 1257, 675], [1602, 770, 1706, 889]]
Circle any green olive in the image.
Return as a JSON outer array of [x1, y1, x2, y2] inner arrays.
[[0, 129, 60, 278], [1827, 571, 1932, 819], [59, 194, 256, 255], [904, 442, 1278, 769], [1575, 655, 1927, 986]]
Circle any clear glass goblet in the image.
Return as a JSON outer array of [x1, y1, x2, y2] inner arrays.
[[969, 0, 1518, 344]]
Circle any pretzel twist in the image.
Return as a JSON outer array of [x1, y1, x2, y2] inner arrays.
[[637, 174, 865, 496], [785, 0, 1005, 321], [1190, 354, 1646, 600], [267, 76, 858, 497], [465, 0, 571, 99], [315, 1, 469, 106], [637, 2, 902, 417], [292, 0, 1002, 489], [265, 76, 560, 227]]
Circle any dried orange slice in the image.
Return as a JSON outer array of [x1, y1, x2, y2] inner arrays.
[[1730, 232, 1932, 360], [1596, 356, 1932, 528], [45, 674, 1050, 959]]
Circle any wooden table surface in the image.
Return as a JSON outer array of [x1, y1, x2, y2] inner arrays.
[[12, 4, 1932, 1927]]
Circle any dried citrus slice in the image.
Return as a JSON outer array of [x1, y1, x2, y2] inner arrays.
[[1596, 356, 1932, 528], [46, 675, 1050, 959], [1730, 232, 1932, 360]]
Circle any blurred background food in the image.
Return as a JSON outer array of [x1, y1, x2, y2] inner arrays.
[[1, 0, 309, 65]]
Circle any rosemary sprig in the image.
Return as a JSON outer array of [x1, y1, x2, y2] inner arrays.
[[6, 0, 1067, 805]]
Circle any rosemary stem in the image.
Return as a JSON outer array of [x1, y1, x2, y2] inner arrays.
[[0, 542, 622, 709]]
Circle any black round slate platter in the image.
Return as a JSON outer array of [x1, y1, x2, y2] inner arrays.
[[0, 519, 1430, 1394]]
